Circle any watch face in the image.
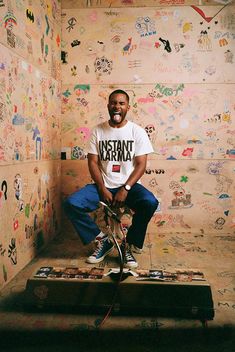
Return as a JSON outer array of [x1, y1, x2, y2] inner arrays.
[[125, 184, 131, 191]]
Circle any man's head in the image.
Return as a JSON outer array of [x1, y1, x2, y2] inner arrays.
[[107, 89, 130, 127], [108, 89, 130, 103]]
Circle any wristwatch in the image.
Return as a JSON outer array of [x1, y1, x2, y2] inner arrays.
[[124, 184, 131, 191]]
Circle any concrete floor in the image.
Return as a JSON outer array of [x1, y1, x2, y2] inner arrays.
[[0, 224, 235, 351]]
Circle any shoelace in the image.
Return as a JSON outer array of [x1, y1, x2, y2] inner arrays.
[[125, 248, 135, 262], [93, 240, 106, 256]]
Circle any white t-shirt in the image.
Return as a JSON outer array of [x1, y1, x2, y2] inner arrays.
[[88, 120, 154, 188]]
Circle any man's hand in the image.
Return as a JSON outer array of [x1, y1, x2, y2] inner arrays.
[[98, 186, 113, 205], [112, 187, 128, 208], [88, 153, 114, 204]]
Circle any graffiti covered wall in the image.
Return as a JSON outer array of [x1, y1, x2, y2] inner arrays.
[[0, 0, 61, 289], [61, 1, 235, 237], [1, 0, 234, 290]]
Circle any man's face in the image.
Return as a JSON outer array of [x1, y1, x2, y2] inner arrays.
[[107, 93, 130, 126]]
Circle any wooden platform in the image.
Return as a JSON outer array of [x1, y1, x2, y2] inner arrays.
[[25, 266, 214, 321], [1, 229, 234, 334]]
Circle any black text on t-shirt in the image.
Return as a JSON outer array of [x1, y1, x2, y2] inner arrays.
[[99, 140, 134, 161]]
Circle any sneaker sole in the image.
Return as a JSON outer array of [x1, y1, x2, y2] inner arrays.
[[86, 245, 114, 264]]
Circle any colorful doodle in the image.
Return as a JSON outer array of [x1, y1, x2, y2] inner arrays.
[[0, 1, 61, 290]]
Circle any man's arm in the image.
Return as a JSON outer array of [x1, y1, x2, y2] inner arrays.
[[124, 154, 147, 187], [112, 154, 147, 207], [88, 153, 113, 204]]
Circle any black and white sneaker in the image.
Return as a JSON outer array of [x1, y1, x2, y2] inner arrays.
[[86, 237, 114, 264], [121, 242, 138, 269]]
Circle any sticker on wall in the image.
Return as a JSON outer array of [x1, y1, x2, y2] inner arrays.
[[219, 38, 228, 47], [207, 161, 224, 175], [224, 50, 233, 63], [226, 149, 235, 158], [173, 43, 185, 53], [14, 173, 24, 211], [205, 65, 216, 76], [182, 148, 194, 157], [94, 56, 113, 77], [74, 84, 90, 95], [0, 180, 7, 201], [76, 127, 91, 142], [66, 17, 77, 32], [214, 217, 226, 230], [197, 30, 212, 51], [182, 22, 193, 34], [218, 193, 232, 211], [169, 181, 193, 209], [4, 9, 17, 29], [128, 60, 141, 68], [71, 146, 86, 160], [71, 65, 77, 76], [26, 9, 34, 23], [8, 238, 17, 265], [215, 174, 233, 194], [135, 16, 156, 37], [191, 5, 229, 23], [5, 17, 16, 48], [159, 37, 172, 53], [122, 37, 137, 55], [71, 39, 80, 48], [61, 51, 68, 64]]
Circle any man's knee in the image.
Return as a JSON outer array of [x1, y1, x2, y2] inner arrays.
[[136, 197, 158, 215], [147, 197, 159, 213]]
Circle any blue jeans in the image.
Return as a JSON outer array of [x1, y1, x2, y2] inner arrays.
[[63, 183, 158, 248]]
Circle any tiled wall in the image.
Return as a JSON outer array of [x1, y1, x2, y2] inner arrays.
[[0, 0, 61, 289]]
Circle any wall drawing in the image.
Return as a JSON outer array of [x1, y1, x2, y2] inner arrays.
[[61, 6, 235, 84], [61, 84, 235, 161], [0, 45, 61, 165], [0, 0, 61, 290], [0, 161, 61, 288], [61, 159, 235, 235], [62, 1, 234, 9], [61, 4, 235, 241], [0, 0, 61, 80]]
